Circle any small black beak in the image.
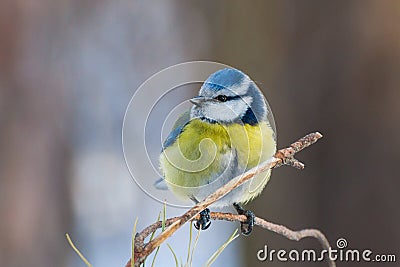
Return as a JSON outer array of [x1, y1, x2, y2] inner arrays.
[[190, 96, 207, 106]]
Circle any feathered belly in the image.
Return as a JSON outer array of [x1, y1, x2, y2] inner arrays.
[[159, 119, 276, 207]]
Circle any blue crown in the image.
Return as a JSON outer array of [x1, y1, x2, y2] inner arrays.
[[202, 68, 247, 91]]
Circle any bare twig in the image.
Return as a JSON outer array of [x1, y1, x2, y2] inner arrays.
[[127, 211, 334, 267], [127, 132, 332, 267]]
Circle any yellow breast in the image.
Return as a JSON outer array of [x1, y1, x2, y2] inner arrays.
[[159, 118, 276, 201]]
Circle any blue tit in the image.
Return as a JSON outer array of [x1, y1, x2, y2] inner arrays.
[[157, 68, 276, 235]]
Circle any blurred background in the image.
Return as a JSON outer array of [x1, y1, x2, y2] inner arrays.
[[0, 1, 399, 267]]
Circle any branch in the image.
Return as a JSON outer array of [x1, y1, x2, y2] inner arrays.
[[127, 132, 332, 267], [129, 212, 334, 267]]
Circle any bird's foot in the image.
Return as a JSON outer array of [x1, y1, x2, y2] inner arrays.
[[233, 203, 255, 236], [194, 208, 211, 231]]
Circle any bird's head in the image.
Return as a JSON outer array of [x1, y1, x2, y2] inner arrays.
[[190, 68, 267, 125]]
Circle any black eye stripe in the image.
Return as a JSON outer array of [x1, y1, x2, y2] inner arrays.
[[215, 95, 241, 102], [226, 95, 241, 100]]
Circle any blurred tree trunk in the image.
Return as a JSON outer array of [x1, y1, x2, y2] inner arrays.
[[0, 1, 72, 267], [210, 0, 400, 266], [277, 3, 400, 266]]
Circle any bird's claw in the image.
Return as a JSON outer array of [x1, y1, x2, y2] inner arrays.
[[194, 208, 211, 230], [233, 203, 255, 236]]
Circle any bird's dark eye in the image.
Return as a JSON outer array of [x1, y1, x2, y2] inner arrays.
[[216, 95, 228, 102]]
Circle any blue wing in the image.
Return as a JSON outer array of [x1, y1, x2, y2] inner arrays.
[[156, 110, 191, 190], [162, 110, 191, 150]]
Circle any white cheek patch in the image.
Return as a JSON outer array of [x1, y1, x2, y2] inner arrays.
[[203, 96, 253, 123], [240, 95, 253, 108]]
